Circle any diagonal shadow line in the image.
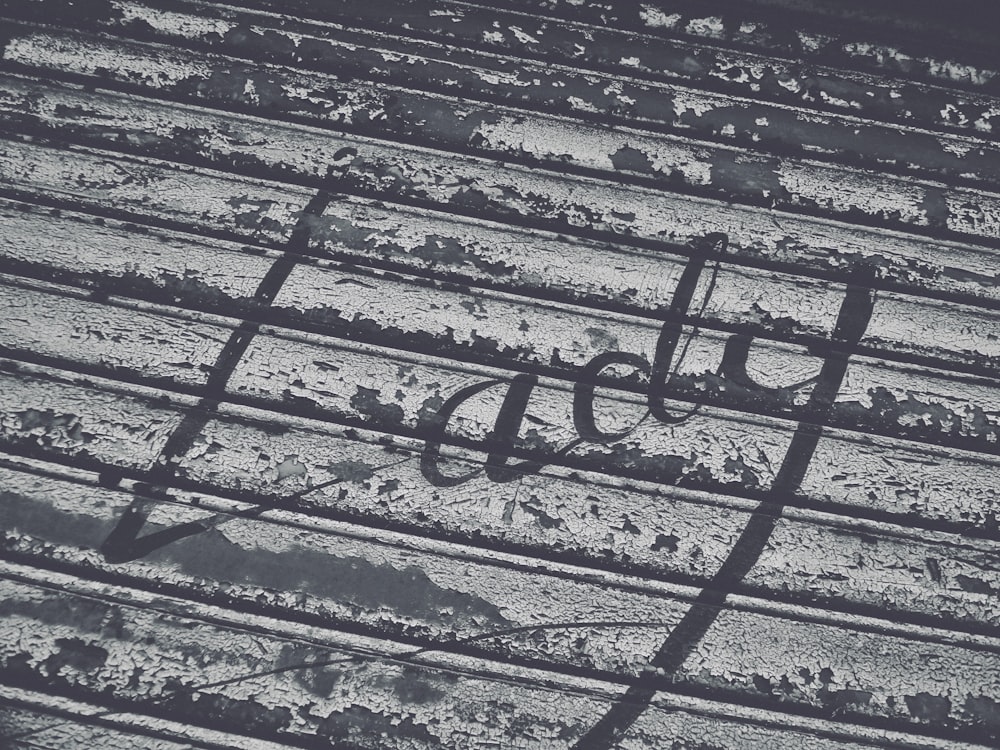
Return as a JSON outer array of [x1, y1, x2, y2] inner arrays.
[[571, 273, 877, 749], [98, 190, 334, 564], [0, 276, 903, 750], [97, 454, 416, 563]]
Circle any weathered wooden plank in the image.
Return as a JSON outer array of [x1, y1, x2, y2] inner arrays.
[[0, 0, 996, 745], [9, 3, 999, 194], [513, 0, 1000, 58], [0, 200, 275, 304], [3, 274, 999, 468], [122, 0, 1000, 138], [261, 270, 1000, 446], [0, 567, 624, 749], [8, 35, 1000, 248], [8, 43, 1000, 263], [4, 136, 1000, 389], [1, 713, 199, 750], [3, 452, 1000, 650], [485, 0, 1000, 92], [4, 280, 1000, 626], [7, 0, 999, 148], [3, 684, 979, 750], [2, 359, 999, 546], [0, 138, 309, 243], [1, 371, 997, 638], [5, 192, 1000, 401], [240, 316, 1000, 458], [0, 279, 229, 390], [9, 266, 1000, 452], [4, 90, 1000, 317], [0, 686, 276, 749], [1, 563, 998, 745]]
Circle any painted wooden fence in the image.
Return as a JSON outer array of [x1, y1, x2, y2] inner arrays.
[[0, 0, 998, 747]]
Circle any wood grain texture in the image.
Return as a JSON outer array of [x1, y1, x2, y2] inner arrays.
[[0, 685, 296, 750], [7, 0, 998, 141], [2, 357, 1000, 624], [2, 142, 1000, 384], [506, 0, 1000, 58], [3, 452, 999, 655], [3, 70, 1000, 309], [6, 31, 1000, 246], [1, 562, 998, 748], [4, 684, 980, 750], [4, 251, 1000, 456], [7, 2, 999, 195], [486, 0, 1000, 86], [2, 325, 999, 542], [1, 0, 999, 746]]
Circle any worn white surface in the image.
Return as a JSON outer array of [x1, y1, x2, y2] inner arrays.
[[1, 0, 999, 745]]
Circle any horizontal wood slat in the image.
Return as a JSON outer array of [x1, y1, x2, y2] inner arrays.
[[4, 42, 1000, 298], [8, 0, 994, 140], [3, 137, 1000, 383], [6, 25, 1000, 222], [6, 4, 999, 194], [5, 246, 1000, 454], [3, 451, 999, 649], [1, 562, 998, 747], [479, 0, 1000, 85], [1, 357, 999, 601], [0, 685, 293, 750]]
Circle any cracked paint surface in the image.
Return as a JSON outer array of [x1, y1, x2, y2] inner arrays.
[[1, 0, 1000, 746]]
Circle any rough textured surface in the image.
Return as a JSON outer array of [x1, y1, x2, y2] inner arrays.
[[0, 0, 999, 747]]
